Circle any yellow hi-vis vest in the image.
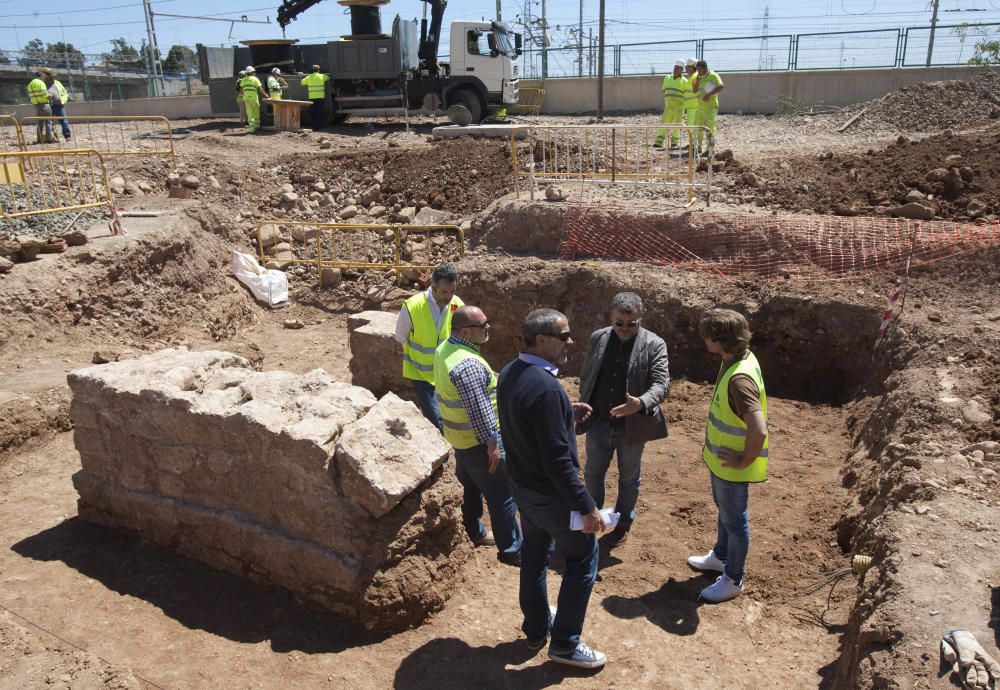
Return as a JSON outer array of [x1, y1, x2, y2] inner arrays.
[[662, 74, 689, 105], [27, 78, 49, 105], [267, 76, 283, 99], [53, 80, 69, 104], [702, 350, 769, 483], [684, 73, 699, 110], [301, 72, 329, 100], [240, 75, 262, 102], [433, 339, 498, 449], [402, 292, 464, 383]]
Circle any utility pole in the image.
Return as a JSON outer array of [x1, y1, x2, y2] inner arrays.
[[597, 0, 605, 121], [926, 0, 940, 67], [57, 19, 76, 100], [142, 0, 165, 97], [541, 0, 547, 79], [578, 0, 583, 78], [757, 5, 769, 72], [496, 0, 501, 23]]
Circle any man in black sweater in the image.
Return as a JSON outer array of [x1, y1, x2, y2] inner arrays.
[[498, 308, 608, 670]]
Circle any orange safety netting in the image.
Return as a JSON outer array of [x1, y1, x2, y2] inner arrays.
[[558, 207, 1000, 281]]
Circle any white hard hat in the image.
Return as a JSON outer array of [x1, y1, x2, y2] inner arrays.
[[685, 57, 697, 66], [674, 59, 685, 68], [271, 67, 281, 74], [245, 65, 255, 73]]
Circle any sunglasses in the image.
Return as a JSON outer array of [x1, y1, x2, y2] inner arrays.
[[468, 321, 491, 329], [546, 331, 573, 342], [614, 319, 640, 328]]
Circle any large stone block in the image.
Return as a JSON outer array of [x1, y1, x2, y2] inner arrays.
[[348, 310, 414, 401], [68, 348, 468, 631]]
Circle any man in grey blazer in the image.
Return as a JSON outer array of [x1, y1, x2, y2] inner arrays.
[[577, 292, 670, 545]]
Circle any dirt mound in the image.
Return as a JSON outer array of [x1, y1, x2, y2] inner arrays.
[[843, 70, 1000, 134], [732, 124, 1000, 220]]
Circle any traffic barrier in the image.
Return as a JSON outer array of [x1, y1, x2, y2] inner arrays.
[[510, 124, 713, 205], [0, 115, 25, 154], [255, 221, 465, 285], [510, 87, 545, 117], [19, 116, 176, 164], [0, 148, 113, 220]]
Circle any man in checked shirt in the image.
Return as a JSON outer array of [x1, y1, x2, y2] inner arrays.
[[433, 306, 522, 565]]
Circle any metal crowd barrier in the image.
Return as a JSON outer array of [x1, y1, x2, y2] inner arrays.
[[1, 148, 113, 219], [0, 115, 25, 154], [510, 124, 714, 205], [510, 88, 546, 117], [255, 221, 466, 285], [19, 115, 176, 164]]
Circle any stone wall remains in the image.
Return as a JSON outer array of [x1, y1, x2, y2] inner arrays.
[[68, 348, 469, 632]]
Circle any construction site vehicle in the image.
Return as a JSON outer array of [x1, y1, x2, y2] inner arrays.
[[197, 0, 521, 127]]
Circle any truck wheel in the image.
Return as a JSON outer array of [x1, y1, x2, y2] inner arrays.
[[449, 90, 482, 124]]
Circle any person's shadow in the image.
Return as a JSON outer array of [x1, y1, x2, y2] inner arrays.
[[393, 637, 602, 689], [601, 575, 705, 636]]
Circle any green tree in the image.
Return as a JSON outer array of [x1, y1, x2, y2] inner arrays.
[[46, 42, 86, 68], [162, 45, 196, 74], [969, 35, 1000, 65], [18, 38, 46, 68], [101, 37, 144, 70], [0, 49, 9, 65]]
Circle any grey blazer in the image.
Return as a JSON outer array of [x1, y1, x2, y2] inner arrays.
[[577, 326, 670, 445]]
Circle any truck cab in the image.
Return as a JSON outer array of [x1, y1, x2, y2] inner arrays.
[[444, 21, 520, 120]]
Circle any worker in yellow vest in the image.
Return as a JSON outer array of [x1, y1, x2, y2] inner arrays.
[[394, 264, 464, 431], [43, 70, 72, 141], [239, 66, 268, 133], [234, 69, 248, 125], [683, 58, 699, 131], [687, 308, 769, 603], [267, 68, 288, 100], [300, 65, 330, 129], [26, 68, 55, 144], [433, 305, 522, 564], [654, 60, 689, 149], [693, 59, 724, 156]]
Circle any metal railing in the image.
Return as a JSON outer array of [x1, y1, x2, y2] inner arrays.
[[510, 124, 713, 205], [510, 87, 546, 116], [18, 116, 176, 163], [1, 148, 113, 219], [255, 221, 466, 285], [0, 115, 24, 153], [520, 22, 1000, 78]]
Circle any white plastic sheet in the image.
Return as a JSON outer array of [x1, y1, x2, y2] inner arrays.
[[230, 251, 288, 308]]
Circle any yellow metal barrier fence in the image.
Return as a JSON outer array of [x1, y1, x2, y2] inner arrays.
[[1, 148, 113, 219], [19, 115, 176, 164], [0, 115, 25, 154], [255, 221, 465, 285], [510, 88, 545, 117], [510, 124, 714, 205]]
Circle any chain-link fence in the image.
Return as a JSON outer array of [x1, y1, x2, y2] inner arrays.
[[521, 22, 1000, 78], [0, 49, 204, 106]]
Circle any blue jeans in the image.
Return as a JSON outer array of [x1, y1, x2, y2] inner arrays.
[[51, 104, 71, 139], [584, 418, 645, 529], [455, 443, 522, 563], [514, 485, 598, 654], [710, 472, 750, 584], [410, 379, 442, 433]]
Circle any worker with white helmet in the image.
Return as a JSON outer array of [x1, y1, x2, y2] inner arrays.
[[238, 65, 268, 133], [234, 69, 248, 126], [267, 67, 288, 100], [683, 58, 699, 129], [654, 59, 690, 149]]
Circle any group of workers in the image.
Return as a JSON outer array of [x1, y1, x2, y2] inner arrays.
[[395, 265, 769, 670], [655, 58, 723, 155], [25, 67, 72, 144], [235, 64, 330, 134]]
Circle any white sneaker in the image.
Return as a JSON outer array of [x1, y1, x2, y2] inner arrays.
[[700, 574, 743, 603], [687, 549, 726, 573], [549, 642, 607, 669]]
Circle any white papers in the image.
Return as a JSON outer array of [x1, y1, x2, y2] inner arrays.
[[569, 507, 620, 531]]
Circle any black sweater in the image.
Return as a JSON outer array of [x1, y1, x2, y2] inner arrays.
[[497, 358, 597, 514]]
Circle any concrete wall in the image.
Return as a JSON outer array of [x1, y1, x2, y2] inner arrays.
[[523, 65, 988, 115], [0, 95, 220, 120]]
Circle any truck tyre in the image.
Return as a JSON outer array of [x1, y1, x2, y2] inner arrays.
[[449, 89, 482, 124]]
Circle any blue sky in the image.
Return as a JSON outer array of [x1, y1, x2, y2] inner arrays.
[[2, 0, 998, 57]]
